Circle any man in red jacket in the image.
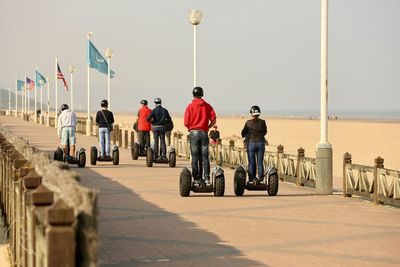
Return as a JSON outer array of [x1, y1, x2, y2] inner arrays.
[[184, 87, 216, 185], [136, 100, 152, 151]]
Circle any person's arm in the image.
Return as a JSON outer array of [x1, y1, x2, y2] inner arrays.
[[208, 105, 217, 129], [95, 111, 99, 125], [184, 105, 191, 129], [263, 120, 267, 136], [109, 111, 114, 124], [241, 122, 249, 138], [146, 110, 153, 122], [57, 115, 62, 138]]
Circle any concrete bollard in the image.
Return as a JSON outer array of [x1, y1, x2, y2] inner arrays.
[[296, 147, 305, 186], [316, 145, 333, 195], [373, 156, 384, 204], [229, 139, 235, 164], [343, 153, 352, 197], [118, 129, 123, 148], [130, 131, 135, 148]]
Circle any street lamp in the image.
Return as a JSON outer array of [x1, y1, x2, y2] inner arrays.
[[105, 48, 113, 110], [69, 65, 76, 111], [189, 9, 203, 87], [316, 0, 333, 195], [86, 31, 93, 136], [46, 77, 50, 126]]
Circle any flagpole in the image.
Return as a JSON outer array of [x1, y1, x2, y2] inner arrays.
[[47, 77, 50, 126], [15, 78, 18, 117], [69, 65, 76, 112], [55, 56, 58, 128], [24, 76, 27, 118], [27, 77, 30, 120], [105, 48, 113, 110], [86, 32, 92, 136], [8, 87, 11, 115], [34, 69, 38, 122], [40, 83, 43, 124]]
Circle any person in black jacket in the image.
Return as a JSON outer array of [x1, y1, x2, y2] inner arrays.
[[241, 105, 267, 183], [146, 97, 171, 160], [95, 100, 114, 159]]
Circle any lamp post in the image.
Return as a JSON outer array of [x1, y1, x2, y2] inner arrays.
[[39, 80, 44, 124], [86, 31, 93, 136], [316, 0, 333, 195], [105, 48, 113, 110], [69, 65, 76, 111], [189, 9, 203, 87], [46, 77, 50, 126]]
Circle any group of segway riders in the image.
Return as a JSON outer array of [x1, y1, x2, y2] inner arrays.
[[54, 86, 278, 197]]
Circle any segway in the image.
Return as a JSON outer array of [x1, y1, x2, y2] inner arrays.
[[179, 152, 225, 197], [90, 146, 119, 165], [146, 145, 176, 167], [233, 164, 279, 196], [54, 142, 86, 168]]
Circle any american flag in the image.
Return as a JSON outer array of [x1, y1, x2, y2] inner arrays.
[[25, 77, 35, 90], [57, 63, 68, 91]]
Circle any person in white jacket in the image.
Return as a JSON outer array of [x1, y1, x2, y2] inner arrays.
[[57, 104, 78, 159]]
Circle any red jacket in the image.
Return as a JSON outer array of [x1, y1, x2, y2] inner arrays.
[[184, 98, 216, 132], [137, 106, 152, 131]]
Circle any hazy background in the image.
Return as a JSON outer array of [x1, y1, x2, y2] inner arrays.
[[1, 0, 399, 117]]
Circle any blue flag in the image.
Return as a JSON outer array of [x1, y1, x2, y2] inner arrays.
[[88, 40, 115, 78], [17, 80, 25, 91], [35, 70, 47, 86]]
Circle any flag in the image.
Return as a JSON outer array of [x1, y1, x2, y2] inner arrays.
[[26, 77, 35, 90], [35, 70, 47, 86], [17, 80, 25, 91], [57, 63, 68, 91], [88, 40, 115, 78]]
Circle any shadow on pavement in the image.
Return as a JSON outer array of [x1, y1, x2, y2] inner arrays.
[[78, 167, 264, 267]]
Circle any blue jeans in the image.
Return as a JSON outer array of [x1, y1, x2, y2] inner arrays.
[[247, 141, 265, 180], [190, 130, 210, 179], [99, 127, 110, 157], [153, 126, 166, 158]]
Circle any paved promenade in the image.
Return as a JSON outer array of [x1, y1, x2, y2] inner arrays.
[[1, 115, 400, 266]]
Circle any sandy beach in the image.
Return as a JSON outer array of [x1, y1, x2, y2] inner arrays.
[[80, 111, 399, 190]]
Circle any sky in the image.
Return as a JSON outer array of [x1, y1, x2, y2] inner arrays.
[[1, 0, 399, 117]]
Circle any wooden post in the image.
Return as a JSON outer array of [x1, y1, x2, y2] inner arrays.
[[277, 145, 284, 181], [124, 130, 128, 149], [118, 128, 123, 147], [216, 138, 222, 166], [296, 147, 305, 186], [343, 153, 352, 197], [130, 131, 135, 149], [229, 139, 235, 164], [373, 156, 384, 204]]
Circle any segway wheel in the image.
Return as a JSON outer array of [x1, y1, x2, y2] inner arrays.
[[112, 149, 119, 165], [214, 174, 225, 197], [234, 168, 246, 196], [179, 168, 191, 197], [77, 151, 86, 168], [169, 152, 176, 168], [132, 143, 140, 160], [146, 148, 153, 167], [54, 147, 64, 162], [267, 173, 279, 196], [90, 146, 97, 166]]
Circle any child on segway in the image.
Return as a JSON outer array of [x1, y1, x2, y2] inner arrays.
[[57, 104, 77, 161], [241, 105, 267, 184]]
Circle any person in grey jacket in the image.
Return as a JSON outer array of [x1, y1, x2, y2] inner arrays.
[[241, 105, 267, 183]]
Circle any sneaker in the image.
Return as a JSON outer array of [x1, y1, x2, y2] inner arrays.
[[205, 178, 211, 186], [193, 179, 201, 186], [162, 156, 168, 161], [259, 177, 265, 183]]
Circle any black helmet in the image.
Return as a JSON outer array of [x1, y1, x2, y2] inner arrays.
[[154, 97, 162, 105], [60, 104, 69, 111], [192, 86, 204, 98], [250, 105, 261, 116], [140, 99, 148, 105], [101, 99, 108, 108]]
